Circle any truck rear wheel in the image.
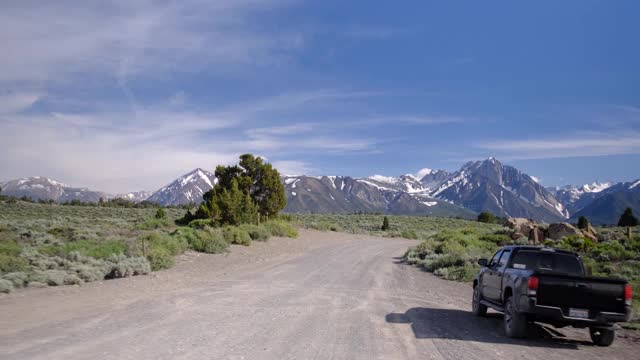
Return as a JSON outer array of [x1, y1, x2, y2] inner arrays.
[[590, 327, 615, 347], [472, 285, 487, 316], [504, 295, 527, 338]]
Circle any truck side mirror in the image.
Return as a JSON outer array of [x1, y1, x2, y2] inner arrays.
[[478, 258, 488, 267]]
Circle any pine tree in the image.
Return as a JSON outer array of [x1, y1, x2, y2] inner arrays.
[[618, 208, 639, 227], [195, 202, 211, 219], [381, 216, 390, 231], [154, 207, 167, 219], [577, 216, 589, 229]]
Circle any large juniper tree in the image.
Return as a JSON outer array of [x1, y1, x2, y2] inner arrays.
[[186, 154, 286, 225]]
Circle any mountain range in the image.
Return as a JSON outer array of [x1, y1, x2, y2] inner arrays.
[[2, 159, 638, 224]]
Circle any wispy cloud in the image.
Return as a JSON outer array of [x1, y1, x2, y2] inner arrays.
[[271, 160, 316, 176], [478, 131, 640, 160], [0, 92, 41, 114], [0, 0, 302, 86]]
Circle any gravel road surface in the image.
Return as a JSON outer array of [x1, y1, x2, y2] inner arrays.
[[1, 230, 638, 359]]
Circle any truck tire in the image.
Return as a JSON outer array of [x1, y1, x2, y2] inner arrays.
[[472, 285, 487, 316], [590, 327, 615, 347], [504, 295, 527, 338]]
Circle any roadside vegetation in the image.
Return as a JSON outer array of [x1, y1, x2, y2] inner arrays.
[[291, 212, 640, 325], [0, 154, 295, 294]]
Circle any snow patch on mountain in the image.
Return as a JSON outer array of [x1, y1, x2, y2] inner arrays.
[[146, 168, 217, 206], [415, 168, 433, 179]]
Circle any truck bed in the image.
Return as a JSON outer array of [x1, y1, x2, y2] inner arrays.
[[534, 270, 628, 316]]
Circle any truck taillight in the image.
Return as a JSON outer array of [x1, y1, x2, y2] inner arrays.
[[625, 284, 633, 306], [528, 276, 539, 296]]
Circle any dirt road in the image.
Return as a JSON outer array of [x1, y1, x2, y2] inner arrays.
[[1, 230, 638, 359]]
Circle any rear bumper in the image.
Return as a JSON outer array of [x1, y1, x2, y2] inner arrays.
[[518, 295, 631, 326]]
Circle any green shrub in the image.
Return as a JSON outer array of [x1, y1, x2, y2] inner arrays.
[[38, 239, 130, 260], [434, 267, 449, 278], [0, 253, 29, 273], [311, 221, 332, 232], [188, 229, 228, 254], [239, 224, 271, 241], [265, 221, 298, 238], [30, 270, 67, 286], [63, 273, 83, 285], [479, 234, 510, 245], [401, 230, 419, 240], [140, 232, 188, 257], [477, 212, 496, 224], [188, 219, 215, 229], [0, 240, 22, 256], [47, 226, 79, 241], [136, 217, 171, 230], [223, 227, 252, 246], [557, 235, 595, 253], [422, 253, 466, 272], [1, 272, 29, 288], [442, 263, 478, 281], [0, 278, 13, 293], [107, 253, 151, 278], [154, 208, 167, 220], [147, 247, 174, 271], [592, 241, 632, 261]]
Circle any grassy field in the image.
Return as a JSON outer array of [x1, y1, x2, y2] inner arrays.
[[0, 201, 297, 293], [2, 206, 638, 326], [292, 213, 640, 325], [290, 214, 503, 239]]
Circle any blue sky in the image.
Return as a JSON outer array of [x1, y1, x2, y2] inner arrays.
[[0, 0, 639, 193]]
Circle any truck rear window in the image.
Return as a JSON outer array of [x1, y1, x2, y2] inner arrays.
[[510, 250, 584, 275]]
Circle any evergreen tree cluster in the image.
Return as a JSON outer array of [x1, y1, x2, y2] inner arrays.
[[477, 211, 496, 224], [618, 207, 639, 227], [182, 154, 286, 226], [577, 215, 590, 229]]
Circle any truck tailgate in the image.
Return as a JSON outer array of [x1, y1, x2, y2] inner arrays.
[[535, 272, 628, 315]]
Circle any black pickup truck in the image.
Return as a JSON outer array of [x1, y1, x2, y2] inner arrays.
[[472, 245, 632, 346]]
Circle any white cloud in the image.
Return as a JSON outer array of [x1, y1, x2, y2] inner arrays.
[[271, 160, 316, 176], [478, 132, 640, 160], [0, 0, 302, 86], [0, 92, 41, 114], [0, 109, 240, 192]]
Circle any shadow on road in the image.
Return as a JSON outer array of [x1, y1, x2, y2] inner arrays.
[[386, 308, 594, 350]]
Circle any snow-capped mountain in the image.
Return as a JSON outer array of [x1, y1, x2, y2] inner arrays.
[[145, 168, 217, 206], [429, 158, 568, 222], [3, 160, 636, 224], [570, 179, 640, 224], [418, 169, 451, 190], [548, 181, 613, 214], [282, 175, 476, 218], [363, 174, 429, 194], [0, 177, 110, 203], [114, 191, 154, 203]]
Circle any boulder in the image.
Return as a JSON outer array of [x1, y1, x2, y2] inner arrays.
[[504, 218, 537, 238], [547, 222, 583, 240], [582, 223, 599, 242], [528, 227, 545, 244]]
